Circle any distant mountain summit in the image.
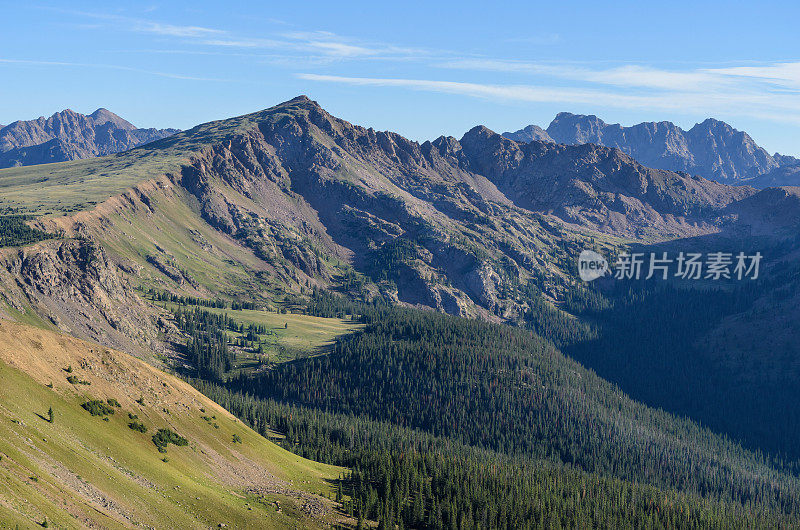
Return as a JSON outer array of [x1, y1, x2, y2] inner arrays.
[[504, 113, 798, 184], [0, 108, 179, 168], [500, 124, 554, 143]]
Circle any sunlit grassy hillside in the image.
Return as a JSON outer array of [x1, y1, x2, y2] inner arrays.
[[0, 319, 343, 528]]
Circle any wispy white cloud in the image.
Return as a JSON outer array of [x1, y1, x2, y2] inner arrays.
[[296, 73, 673, 108], [201, 35, 380, 58], [707, 62, 800, 90], [59, 8, 430, 61], [0, 58, 228, 82], [296, 72, 800, 125], [198, 30, 432, 60], [438, 59, 730, 91], [43, 8, 224, 40], [135, 21, 223, 38]]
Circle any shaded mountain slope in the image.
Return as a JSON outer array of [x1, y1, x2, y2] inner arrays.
[[563, 233, 800, 458], [457, 125, 752, 237], [746, 164, 800, 188], [722, 186, 800, 235]]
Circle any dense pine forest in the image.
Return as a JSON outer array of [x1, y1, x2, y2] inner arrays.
[[173, 307, 234, 380], [176, 290, 800, 528], [195, 380, 794, 529]]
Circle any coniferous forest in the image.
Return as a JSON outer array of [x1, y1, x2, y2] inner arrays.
[[0, 215, 51, 247], [178, 291, 800, 528]]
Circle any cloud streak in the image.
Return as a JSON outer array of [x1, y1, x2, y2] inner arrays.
[[26, 7, 800, 132], [136, 21, 224, 38], [62, 8, 431, 61], [0, 58, 228, 82], [297, 71, 800, 125]]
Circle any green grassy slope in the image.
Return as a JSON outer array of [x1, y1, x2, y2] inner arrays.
[[93, 184, 274, 297], [0, 319, 343, 528]]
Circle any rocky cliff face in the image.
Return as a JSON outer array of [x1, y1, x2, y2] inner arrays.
[[458, 125, 752, 237], [0, 108, 179, 168], [158, 96, 758, 318], [504, 112, 798, 182], [0, 239, 167, 359]]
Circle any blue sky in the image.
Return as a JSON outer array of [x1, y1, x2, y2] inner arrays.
[[2, 1, 799, 156]]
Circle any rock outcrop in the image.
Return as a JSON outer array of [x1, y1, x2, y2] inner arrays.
[[0, 238, 164, 358]]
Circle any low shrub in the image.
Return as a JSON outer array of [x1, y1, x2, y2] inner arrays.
[[67, 375, 90, 385], [81, 400, 115, 417], [129, 421, 148, 433], [152, 428, 188, 453]]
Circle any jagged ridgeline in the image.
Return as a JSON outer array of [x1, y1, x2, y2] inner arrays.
[[0, 94, 752, 327], [0, 108, 178, 168]]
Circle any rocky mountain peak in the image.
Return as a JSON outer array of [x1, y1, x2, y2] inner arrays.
[[503, 111, 798, 183], [0, 108, 179, 168], [501, 124, 554, 144], [546, 113, 609, 145], [89, 108, 136, 130], [288, 94, 313, 103], [461, 124, 497, 142]]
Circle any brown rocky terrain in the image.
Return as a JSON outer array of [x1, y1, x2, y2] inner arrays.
[[0, 238, 171, 361]]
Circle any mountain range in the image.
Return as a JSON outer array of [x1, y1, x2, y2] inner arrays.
[[504, 112, 799, 184], [1, 96, 795, 329], [1, 96, 800, 527], [0, 108, 179, 168]]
